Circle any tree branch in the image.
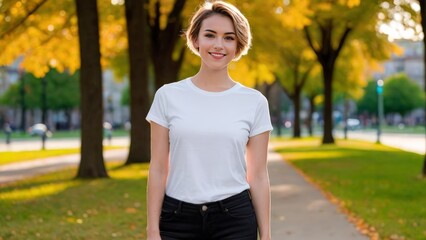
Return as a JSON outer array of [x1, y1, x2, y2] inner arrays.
[[303, 26, 318, 56], [0, 0, 49, 39], [164, 0, 185, 55], [334, 25, 352, 56], [275, 73, 292, 99], [299, 63, 314, 89], [39, 11, 75, 46]]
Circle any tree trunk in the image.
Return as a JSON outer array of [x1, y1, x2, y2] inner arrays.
[[307, 96, 315, 136], [75, 0, 108, 178], [150, 0, 186, 89], [419, 0, 426, 177], [276, 91, 283, 137], [65, 109, 72, 130], [125, 0, 150, 164], [304, 20, 351, 144], [153, 58, 182, 89], [41, 77, 47, 125], [343, 96, 349, 140], [322, 63, 335, 144], [19, 73, 27, 133], [292, 92, 301, 138]]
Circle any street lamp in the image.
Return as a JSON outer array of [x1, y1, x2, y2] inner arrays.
[[376, 79, 384, 144]]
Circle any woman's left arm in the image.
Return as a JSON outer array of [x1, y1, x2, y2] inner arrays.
[[246, 131, 271, 240]]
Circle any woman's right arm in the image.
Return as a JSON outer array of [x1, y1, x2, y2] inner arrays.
[[146, 122, 170, 239]]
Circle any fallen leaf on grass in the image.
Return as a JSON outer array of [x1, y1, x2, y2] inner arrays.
[[126, 207, 137, 213]]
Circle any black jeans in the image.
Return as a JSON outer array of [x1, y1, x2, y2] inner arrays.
[[159, 190, 258, 240]]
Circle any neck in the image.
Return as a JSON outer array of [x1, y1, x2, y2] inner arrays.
[[192, 65, 235, 91]]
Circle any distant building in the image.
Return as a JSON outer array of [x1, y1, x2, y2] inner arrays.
[[375, 40, 424, 88], [373, 40, 424, 125]]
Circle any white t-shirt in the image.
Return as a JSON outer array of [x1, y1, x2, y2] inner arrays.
[[146, 78, 273, 204]]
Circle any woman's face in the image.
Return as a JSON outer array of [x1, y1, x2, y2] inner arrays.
[[194, 14, 237, 70]]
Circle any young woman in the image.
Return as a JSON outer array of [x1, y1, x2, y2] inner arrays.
[[146, 1, 273, 239]]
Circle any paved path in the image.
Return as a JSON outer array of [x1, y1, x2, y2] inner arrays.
[[0, 149, 128, 184], [335, 130, 424, 155], [0, 137, 130, 152], [268, 142, 368, 240]]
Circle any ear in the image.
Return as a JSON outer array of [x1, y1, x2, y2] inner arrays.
[[193, 38, 199, 50]]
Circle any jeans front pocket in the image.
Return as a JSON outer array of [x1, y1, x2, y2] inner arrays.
[[160, 200, 179, 222], [225, 200, 256, 219]]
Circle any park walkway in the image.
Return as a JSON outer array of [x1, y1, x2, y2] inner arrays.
[[269, 142, 368, 239], [0, 140, 370, 239]]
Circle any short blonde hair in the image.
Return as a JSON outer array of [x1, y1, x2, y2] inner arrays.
[[185, 1, 252, 61]]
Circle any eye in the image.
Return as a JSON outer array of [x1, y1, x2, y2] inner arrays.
[[224, 36, 235, 41], [205, 33, 215, 38]]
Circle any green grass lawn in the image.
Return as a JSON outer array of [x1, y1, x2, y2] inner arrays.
[[273, 137, 426, 240], [0, 163, 148, 240], [0, 146, 124, 166]]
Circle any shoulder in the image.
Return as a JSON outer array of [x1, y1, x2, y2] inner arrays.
[[156, 78, 190, 95], [235, 83, 268, 102]]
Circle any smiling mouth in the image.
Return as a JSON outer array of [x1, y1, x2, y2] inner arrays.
[[209, 52, 227, 57]]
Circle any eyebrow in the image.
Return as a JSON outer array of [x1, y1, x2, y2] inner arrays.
[[204, 29, 235, 35]]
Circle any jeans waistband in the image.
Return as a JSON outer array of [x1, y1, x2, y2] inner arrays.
[[163, 190, 251, 214]]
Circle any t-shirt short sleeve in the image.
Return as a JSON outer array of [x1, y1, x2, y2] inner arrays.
[[146, 86, 169, 128], [249, 95, 273, 137]]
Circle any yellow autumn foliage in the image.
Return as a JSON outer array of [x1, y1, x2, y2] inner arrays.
[[338, 0, 361, 8], [229, 58, 274, 88], [279, 0, 313, 29]]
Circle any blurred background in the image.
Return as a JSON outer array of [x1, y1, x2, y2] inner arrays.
[[0, 0, 424, 145], [0, 0, 424, 167]]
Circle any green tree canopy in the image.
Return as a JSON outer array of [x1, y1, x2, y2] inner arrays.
[[0, 68, 79, 110], [357, 79, 379, 116], [383, 73, 424, 116]]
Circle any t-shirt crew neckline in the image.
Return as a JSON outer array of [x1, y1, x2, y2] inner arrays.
[[186, 78, 241, 96]]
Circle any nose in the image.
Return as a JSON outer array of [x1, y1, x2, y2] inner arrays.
[[213, 38, 224, 50]]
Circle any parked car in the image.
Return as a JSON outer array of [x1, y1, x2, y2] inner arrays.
[[28, 123, 52, 137], [346, 118, 361, 130]]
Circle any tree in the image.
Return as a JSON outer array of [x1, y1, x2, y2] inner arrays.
[[303, 2, 361, 143], [333, 40, 375, 138], [0, 68, 79, 129], [383, 74, 424, 117], [124, 0, 151, 164], [236, 0, 315, 138], [0, 0, 80, 77], [0, 0, 49, 40], [277, 60, 315, 138], [75, 0, 108, 178], [418, 0, 426, 177], [276, 0, 406, 144], [303, 66, 323, 136], [357, 80, 378, 116], [149, 0, 186, 89], [45, 69, 80, 129]]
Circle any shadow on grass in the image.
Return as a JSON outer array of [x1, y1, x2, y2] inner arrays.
[[0, 162, 148, 199]]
